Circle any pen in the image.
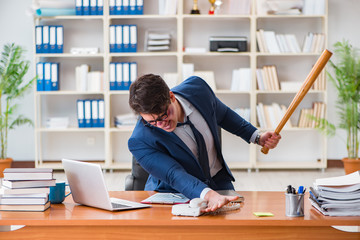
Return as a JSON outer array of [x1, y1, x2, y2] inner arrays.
[[298, 186, 304, 194], [170, 193, 184, 199]]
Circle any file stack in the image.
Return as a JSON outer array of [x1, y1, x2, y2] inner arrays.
[[0, 168, 55, 212], [36, 62, 59, 91], [114, 113, 138, 128], [35, 25, 64, 54], [77, 99, 105, 128], [309, 171, 360, 216], [109, 0, 144, 15], [146, 31, 171, 52], [76, 0, 104, 15]]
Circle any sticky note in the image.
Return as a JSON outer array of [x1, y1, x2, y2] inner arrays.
[[253, 212, 274, 217]]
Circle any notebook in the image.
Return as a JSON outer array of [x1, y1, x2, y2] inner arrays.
[[62, 159, 150, 211], [141, 193, 190, 204]]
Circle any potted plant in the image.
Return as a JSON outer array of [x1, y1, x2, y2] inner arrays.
[[0, 43, 34, 177], [313, 40, 360, 174]]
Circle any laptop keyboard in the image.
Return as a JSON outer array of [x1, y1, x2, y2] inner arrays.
[[111, 202, 131, 209]]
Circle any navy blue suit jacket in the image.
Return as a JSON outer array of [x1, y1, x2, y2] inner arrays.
[[128, 76, 257, 199]]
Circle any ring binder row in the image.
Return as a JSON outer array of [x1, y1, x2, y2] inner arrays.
[[109, 0, 144, 15], [77, 99, 105, 128], [76, 0, 104, 15], [36, 62, 59, 91], [109, 62, 137, 91], [110, 25, 137, 53], [35, 25, 64, 54]]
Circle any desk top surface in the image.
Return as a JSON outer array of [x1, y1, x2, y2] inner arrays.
[[0, 191, 359, 226]]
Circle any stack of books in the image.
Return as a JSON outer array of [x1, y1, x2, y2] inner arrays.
[[0, 168, 55, 212], [297, 102, 326, 128], [256, 65, 280, 91], [309, 171, 360, 216]]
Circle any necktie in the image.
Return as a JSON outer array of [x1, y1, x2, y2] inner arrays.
[[177, 116, 211, 180]]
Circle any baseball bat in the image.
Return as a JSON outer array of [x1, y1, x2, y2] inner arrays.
[[261, 49, 333, 154]]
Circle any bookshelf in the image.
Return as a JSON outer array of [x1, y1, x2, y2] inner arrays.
[[34, 0, 328, 171]]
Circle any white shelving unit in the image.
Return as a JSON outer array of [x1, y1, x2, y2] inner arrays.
[[34, 0, 328, 170]]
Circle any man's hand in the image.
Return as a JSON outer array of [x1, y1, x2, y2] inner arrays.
[[259, 131, 281, 149], [203, 190, 239, 212]]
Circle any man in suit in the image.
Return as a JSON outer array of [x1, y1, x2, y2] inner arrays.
[[128, 74, 281, 212]]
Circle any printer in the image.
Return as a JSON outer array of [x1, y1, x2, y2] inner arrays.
[[209, 36, 247, 52]]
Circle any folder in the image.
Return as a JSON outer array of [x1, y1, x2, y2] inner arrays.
[[109, 25, 116, 53], [130, 0, 136, 14], [97, 0, 103, 15], [49, 26, 57, 53], [115, 0, 122, 15], [56, 26, 64, 53], [130, 62, 137, 85], [83, 0, 90, 15], [122, 0, 129, 15], [91, 99, 99, 127], [109, 62, 116, 90], [116, 63, 123, 90], [130, 25, 137, 52], [115, 25, 123, 52], [98, 99, 105, 127], [122, 62, 130, 90], [77, 100, 85, 128], [90, 0, 97, 15], [36, 62, 44, 91], [51, 63, 59, 91], [123, 25, 130, 52], [44, 62, 52, 91], [35, 26, 43, 54], [84, 99, 92, 127], [42, 26, 50, 53], [136, 0, 143, 15], [76, 0, 83, 15], [109, 0, 116, 15]]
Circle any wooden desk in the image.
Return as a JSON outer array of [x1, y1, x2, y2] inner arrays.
[[0, 191, 359, 240]]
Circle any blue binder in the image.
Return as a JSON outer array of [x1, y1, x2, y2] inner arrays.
[[122, 62, 130, 90], [83, 0, 90, 15], [130, 0, 136, 14], [90, 0, 97, 15], [130, 62, 137, 86], [98, 99, 105, 127], [84, 99, 92, 127], [56, 26, 64, 53], [116, 63, 123, 90], [109, 25, 116, 53], [115, 25, 123, 52], [76, 0, 83, 15], [109, 62, 116, 90], [136, 0, 143, 15], [44, 62, 52, 91], [36, 62, 44, 91], [77, 100, 85, 128], [129, 25, 137, 52], [91, 99, 99, 127], [123, 25, 130, 52], [122, 0, 129, 15], [49, 26, 57, 53], [42, 26, 50, 53], [97, 0, 103, 15], [35, 26, 43, 54], [109, 0, 116, 15], [51, 63, 59, 91], [115, 0, 122, 15]]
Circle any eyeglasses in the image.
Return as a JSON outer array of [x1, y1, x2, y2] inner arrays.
[[146, 106, 169, 126]]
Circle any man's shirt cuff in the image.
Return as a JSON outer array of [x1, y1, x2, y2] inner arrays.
[[200, 187, 212, 199], [249, 130, 259, 144]]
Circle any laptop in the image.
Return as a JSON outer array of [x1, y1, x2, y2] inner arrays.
[[62, 159, 150, 211]]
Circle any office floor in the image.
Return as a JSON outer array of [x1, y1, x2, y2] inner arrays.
[[53, 168, 345, 191]]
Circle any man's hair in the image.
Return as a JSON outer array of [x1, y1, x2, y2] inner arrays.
[[129, 74, 170, 115]]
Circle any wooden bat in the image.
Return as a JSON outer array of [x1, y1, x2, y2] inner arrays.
[[261, 49, 333, 154]]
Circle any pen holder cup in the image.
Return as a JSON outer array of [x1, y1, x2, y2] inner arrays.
[[285, 193, 304, 217]]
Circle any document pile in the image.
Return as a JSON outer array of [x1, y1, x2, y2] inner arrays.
[[309, 171, 360, 216], [146, 31, 171, 51], [114, 113, 138, 128], [0, 168, 55, 212], [46, 117, 69, 129]]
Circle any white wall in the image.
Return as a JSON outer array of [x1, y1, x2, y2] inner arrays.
[[0, 0, 359, 161]]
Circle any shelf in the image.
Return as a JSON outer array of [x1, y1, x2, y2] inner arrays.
[[256, 15, 326, 19], [109, 15, 177, 19], [110, 126, 135, 132], [110, 52, 178, 57], [183, 52, 251, 56], [36, 128, 105, 132], [36, 53, 104, 58], [36, 15, 104, 20], [215, 90, 250, 94], [256, 53, 322, 57], [182, 14, 251, 19], [36, 91, 105, 95], [256, 90, 326, 94]]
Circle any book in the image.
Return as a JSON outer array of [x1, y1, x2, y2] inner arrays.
[[2, 179, 56, 189], [0, 195, 49, 205], [0, 186, 50, 195], [3, 168, 53, 180], [0, 201, 50, 212], [315, 171, 360, 186]]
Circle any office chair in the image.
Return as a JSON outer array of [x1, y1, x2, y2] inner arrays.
[[125, 127, 222, 191]]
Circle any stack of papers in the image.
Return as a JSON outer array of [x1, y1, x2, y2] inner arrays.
[[46, 117, 69, 129], [114, 113, 138, 127], [309, 171, 360, 216], [146, 31, 171, 51]]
